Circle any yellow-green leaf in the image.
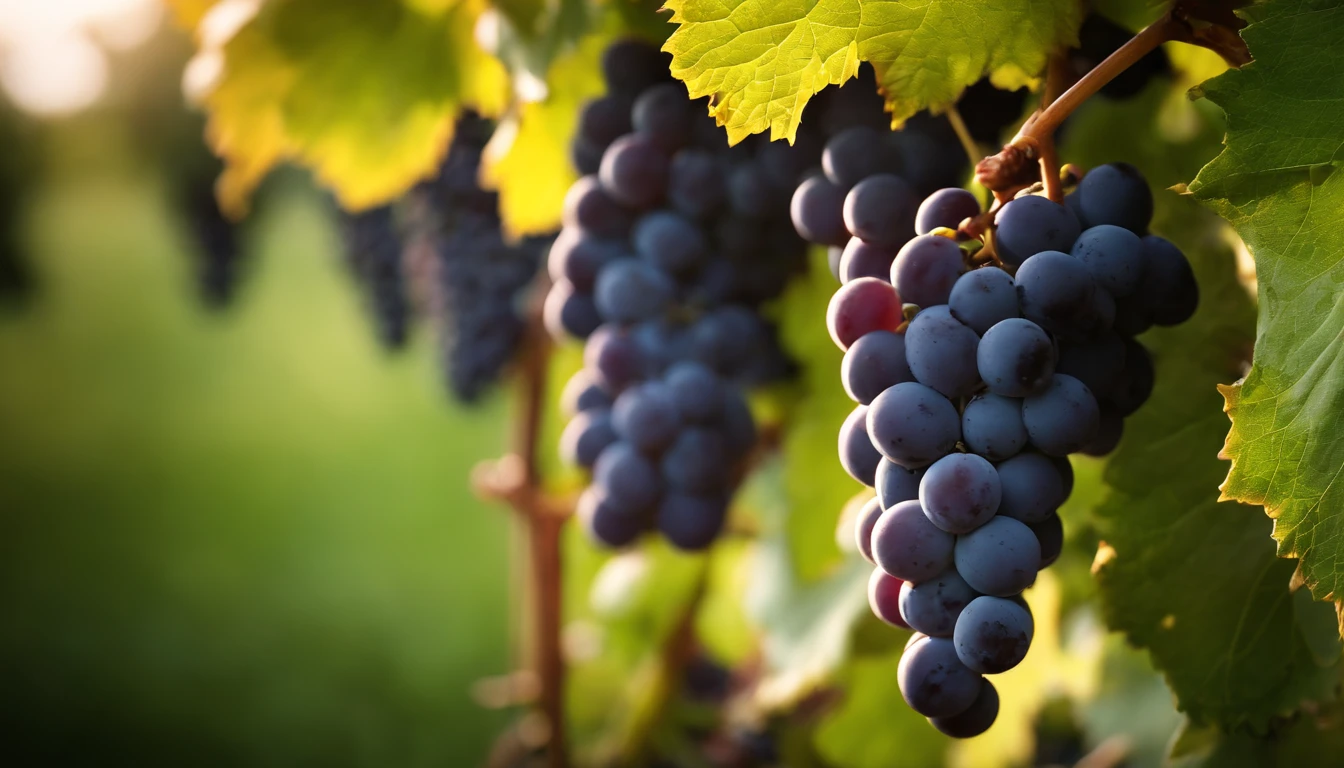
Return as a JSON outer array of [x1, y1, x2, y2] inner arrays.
[[1187, 0, 1344, 633], [201, 0, 508, 217], [663, 0, 1082, 144]]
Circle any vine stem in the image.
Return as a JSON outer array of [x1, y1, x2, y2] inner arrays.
[[943, 105, 982, 170], [475, 278, 571, 768], [1011, 12, 1180, 153]]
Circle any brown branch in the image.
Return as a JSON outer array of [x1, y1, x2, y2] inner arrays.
[[481, 276, 572, 768]]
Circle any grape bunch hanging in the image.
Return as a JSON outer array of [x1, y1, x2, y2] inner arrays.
[[546, 39, 820, 551], [796, 159, 1197, 737]]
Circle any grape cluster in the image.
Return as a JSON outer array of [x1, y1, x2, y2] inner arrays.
[[339, 205, 411, 349], [823, 163, 1197, 737], [549, 39, 814, 551]]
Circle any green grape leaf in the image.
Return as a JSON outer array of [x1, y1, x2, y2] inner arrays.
[[812, 652, 947, 768], [738, 457, 870, 708], [198, 0, 508, 217], [1187, 0, 1344, 634], [662, 0, 1081, 144], [1053, 61, 1342, 732]]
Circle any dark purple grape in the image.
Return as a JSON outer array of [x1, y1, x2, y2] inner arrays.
[[599, 134, 669, 209], [561, 369, 613, 416], [661, 427, 729, 493], [948, 266, 1017, 335], [632, 211, 707, 273], [1055, 331, 1125, 403], [953, 596, 1033, 673], [995, 452, 1065, 524], [1074, 162, 1152, 233], [1021, 374, 1100, 456], [663, 361, 724, 423], [791, 175, 850, 246], [594, 258, 674, 323], [657, 493, 728, 551], [891, 234, 964, 307], [905, 306, 981, 399], [876, 459, 924, 510], [839, 404, 883, 486], [839, 237, 897, 283], [1139, 235, 1198, 326], [1071, 224, 1143, 297], [916, 188, 981, 235], [897, 636, 982, 718], [1014, 250, 1099, 335], [563, 175, 634, 238], [867, 382, 961, 468], [547, 228, 623, 292], [919, 454, 1001, 534], [561, 408, 619, 468], [584, 325, 646, 392], [601, 39, 671, 96], [667, 148, 726, 221], [632, 83, 695, 152], [578, 487, 646, 547], [977, 318, 1056, 397], [577, 95, 633, 148], [823, 126, 900, 189], [929, 678, 998, 738], [961, 393, 1027, 461], [993, 195, 1081, 267], [593, 442, 662, 512], [899, 568, 978, 637], [841, 330, 914, 404], [544, 280, 603, 339], [843, 174, 917, 248], [612, 381, 682, 454], [1030, 513, 1063, 568], [720, 388, 757, 457], [1108, 337, 1154, 416], [872, 499, 956, 583], [1080, 408, 1124, 457], [954, 517, 1041, 596], [728, 163, 781, 219], [856, 496, 884, 562]]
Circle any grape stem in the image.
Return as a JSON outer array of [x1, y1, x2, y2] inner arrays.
[[1036, 54, 1072, 204], [474, 281, 572, 768], [943, 105, 982, 170]]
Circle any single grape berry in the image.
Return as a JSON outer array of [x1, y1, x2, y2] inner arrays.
[[855, 496, 884, 563], [548, 228, 623, 292], [561, 369, 612, 416], [584, 326, 647, 392], [1030, 513, 1064, 568], [657, 493, 728, 551], [791, 175, 850, 246], [841, 330, 915, 404], [891, 235, 965, 308], [667, 148, 726, 221], [977, 318, 1056, 398], [1139, 235, 1199, 326], [867, 382, 961, 468], [1074, 162, 1152, 233], [993, 195, 1081, 267], [995, 452, 1066, 524], [961, 393, 1028, 461], [663, 361, 724, 424], [954, 516, 1041, 596], [919, 453, 1002, 534], [953, 596, 1034, 673], [577, 487, 646, 548], [593, 442, 662, 512], [876, 459, 925, 511], [1021, 374, 1101, 456], [871, 499, 956, 583], [631, 83, 695, 152], [869, 568, 910, 628], [632, 211, 707, 274], [1071, 224, 1143, 297], [839, 237, 897, 283], [916, 188, 981, 236], [563, 175, 634, 239], [544, 280, 603, 339], [1014, 250, 1100, 336], [948, 266, 1017, 335], [823, 126, 899, 190], [899, 568, 979, 637], [839, 404, 883, 486], [826, 277, 902, 350], [594, 258, 674, 323], [843, 174, 917, 248], [598, 134, 669, 209], [560, 408, 619, 468], [929, 678, 999, 738], [905, 306, 981, 399], [661, 428, 728, 493], [897, 636, 983, 718]]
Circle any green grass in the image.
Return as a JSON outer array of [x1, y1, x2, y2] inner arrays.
[[0, 167, 514, 766]]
